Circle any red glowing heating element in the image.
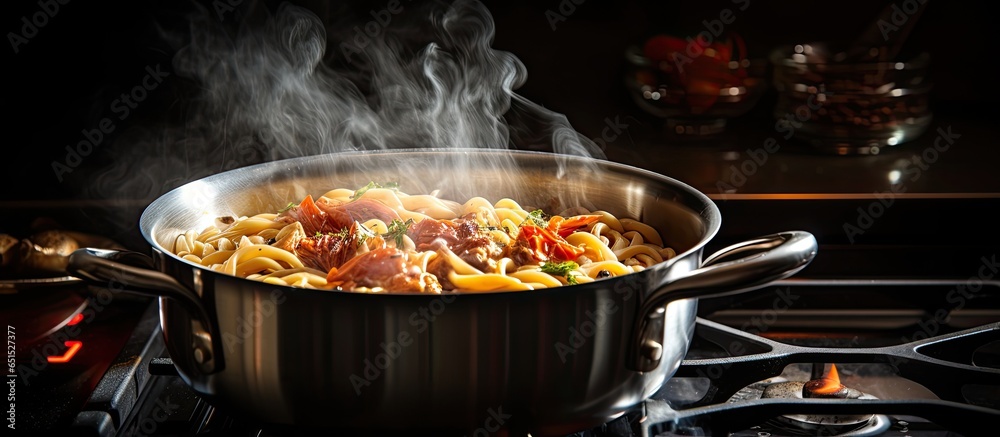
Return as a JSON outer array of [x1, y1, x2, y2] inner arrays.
[[67, 313, 84, 326], [47, 341, 83, 364]]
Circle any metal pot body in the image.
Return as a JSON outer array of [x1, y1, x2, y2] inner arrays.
[[68, 149, 816, 435], [158, 258, 698, 435]]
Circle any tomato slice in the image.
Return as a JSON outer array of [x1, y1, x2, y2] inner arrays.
[[518, 224, 585, 261], [547, 214, 601, 238]]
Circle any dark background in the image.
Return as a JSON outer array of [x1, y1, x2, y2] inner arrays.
[[3, 0, 998, 257], [4, 0, 996, 197]]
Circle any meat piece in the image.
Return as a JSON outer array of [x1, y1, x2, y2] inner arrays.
[[507, 239, 539, 266], [325, 247, 441, 293], [279, 195, 351, 235], [280, 195, 402, 237], [294, 223, 358, 272], [317, 198, 401, 226], [456, 244, 500, 272], [407, 215, 502, 272], [408, 217, 460, 251], [425, 250, 455, 290]]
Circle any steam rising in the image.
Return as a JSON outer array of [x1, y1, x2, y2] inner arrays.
[[90, 0, 605, 233]]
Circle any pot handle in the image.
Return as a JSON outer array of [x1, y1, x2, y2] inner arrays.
[[67, 248, 220, 374], [628, 231, 817, 372]]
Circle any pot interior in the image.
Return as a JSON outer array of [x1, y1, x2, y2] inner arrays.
[[142, 149, 717, 274]]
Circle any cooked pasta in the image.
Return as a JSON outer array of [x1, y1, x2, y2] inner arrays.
[[169, 184, 677, 293]]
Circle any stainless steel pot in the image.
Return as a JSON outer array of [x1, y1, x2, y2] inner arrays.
[[67, 149, 817, 435]]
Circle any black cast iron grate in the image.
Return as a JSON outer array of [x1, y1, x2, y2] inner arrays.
[[643, 315, 1000, 436]]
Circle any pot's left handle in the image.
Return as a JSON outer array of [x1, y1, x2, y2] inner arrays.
[[67, 248, 220, 374], [628, 231, 817, 372]]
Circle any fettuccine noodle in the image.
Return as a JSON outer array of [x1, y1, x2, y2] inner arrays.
[[170, 184, 677, 293]]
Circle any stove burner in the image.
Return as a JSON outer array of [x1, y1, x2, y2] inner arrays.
[[801, 364, 864, 399], [759, 381, 879, 435], [725, 374, 888, 436]]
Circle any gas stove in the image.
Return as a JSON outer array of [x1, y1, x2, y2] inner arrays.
[[8, 267, 999, 437], [651, 283, 1000, 437]]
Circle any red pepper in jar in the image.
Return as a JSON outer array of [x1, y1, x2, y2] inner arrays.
[[639, 32, 750, 111]]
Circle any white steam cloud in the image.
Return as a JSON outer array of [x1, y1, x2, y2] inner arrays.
[[89, 0, 606, 229]]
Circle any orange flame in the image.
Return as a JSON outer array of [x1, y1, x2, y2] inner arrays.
[[811, 363, 843, 394]]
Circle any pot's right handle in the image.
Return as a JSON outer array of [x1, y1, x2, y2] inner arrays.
[[628, 231, 817, 372]]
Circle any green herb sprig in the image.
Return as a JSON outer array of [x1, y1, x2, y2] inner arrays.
[[540, 260, 580, 284], [523, 209, 548, 227], [383, 218, 415, 247], [351, 181, 400, 199]]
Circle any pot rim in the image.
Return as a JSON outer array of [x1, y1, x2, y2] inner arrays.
[[139, 148, 721, 297]]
